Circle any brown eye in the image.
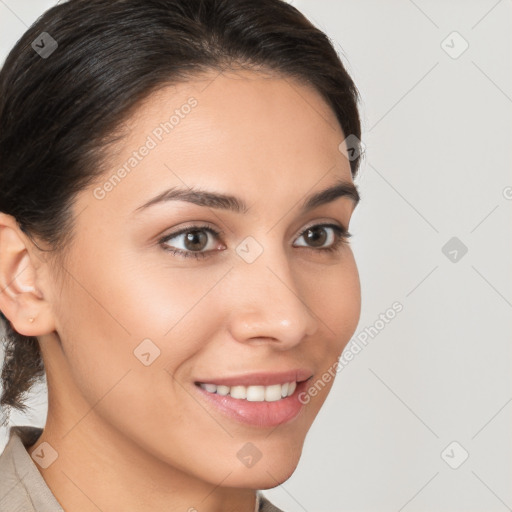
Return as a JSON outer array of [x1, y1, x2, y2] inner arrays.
[[181, 230, 208, 251], [159, 224, 224, 260], [293, 223, 351, 251], [303, 226, 328, 247]]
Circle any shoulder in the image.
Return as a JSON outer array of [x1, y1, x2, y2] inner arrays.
[[258, 491, 287, 512], [0, 425, 65, 511]]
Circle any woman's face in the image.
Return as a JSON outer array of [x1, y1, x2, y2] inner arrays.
[[40, 69, 361, 489]]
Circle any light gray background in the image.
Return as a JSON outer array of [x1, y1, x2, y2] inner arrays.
[[0, 1, 511, 511]]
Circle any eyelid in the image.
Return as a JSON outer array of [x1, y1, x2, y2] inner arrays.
[[160, 222, 224, 241], [295, 219, 350, 240], [159, 219, 348, 244]]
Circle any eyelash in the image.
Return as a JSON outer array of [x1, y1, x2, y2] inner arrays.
[[159, 223, 352, 260]]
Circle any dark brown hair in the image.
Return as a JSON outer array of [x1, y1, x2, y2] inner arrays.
[[0, 0, 362, 426]]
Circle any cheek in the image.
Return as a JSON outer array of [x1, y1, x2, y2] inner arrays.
[[52, 250, 219, 436], [308, 249, 361, 345], [55, 248, 229, 380], [337, 251, 361, 337], [295, 252, 360, 412]]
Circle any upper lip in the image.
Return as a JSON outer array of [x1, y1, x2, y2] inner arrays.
[[195, 368, 314, 387]]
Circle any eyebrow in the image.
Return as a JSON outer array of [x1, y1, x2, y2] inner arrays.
[[133, 178, 360, 215]]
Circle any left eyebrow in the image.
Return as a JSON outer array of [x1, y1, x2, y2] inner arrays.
[[132, 178, 360, 215], [301, 179, 360, 212]]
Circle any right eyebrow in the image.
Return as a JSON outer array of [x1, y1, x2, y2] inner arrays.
[[132, 177, 360, 215]]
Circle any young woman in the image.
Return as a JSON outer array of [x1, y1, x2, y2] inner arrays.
[[0, 0, 363, 510]]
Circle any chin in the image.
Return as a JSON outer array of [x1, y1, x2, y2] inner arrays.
[[225, 453, 301, 489], [227, 471, 298, 490], [256, 469, 297, 490]]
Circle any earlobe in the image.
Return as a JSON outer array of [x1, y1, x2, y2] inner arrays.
[[0, 212, 55, 337]]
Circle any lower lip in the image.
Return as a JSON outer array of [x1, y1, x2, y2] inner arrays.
[[193, 380, 310, 428]]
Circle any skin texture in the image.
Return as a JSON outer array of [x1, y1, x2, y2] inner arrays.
[[0, 68, 361, 512]]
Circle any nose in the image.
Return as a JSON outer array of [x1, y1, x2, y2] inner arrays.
[[226, 247, 319, 350]]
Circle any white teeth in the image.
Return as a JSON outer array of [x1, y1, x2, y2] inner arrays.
[[216, 385, 230, 396], [246, 386, 265, 402], [198, 381, 298, 401], [264, 384, 283, 402], [202, 383, 217, 393], [230, 385, 247, 399]]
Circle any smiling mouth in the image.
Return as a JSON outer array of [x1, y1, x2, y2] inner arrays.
[[193, 377, 312, 428], [194, 380, 299, 402]]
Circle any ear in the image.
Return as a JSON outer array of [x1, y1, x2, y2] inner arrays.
[[0, 212, 56, 337]]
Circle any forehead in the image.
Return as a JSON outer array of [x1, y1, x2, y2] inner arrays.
[[81, 68, 353, 219]]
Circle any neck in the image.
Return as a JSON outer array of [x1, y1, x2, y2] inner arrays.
[[27, 413, 258, 512]]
